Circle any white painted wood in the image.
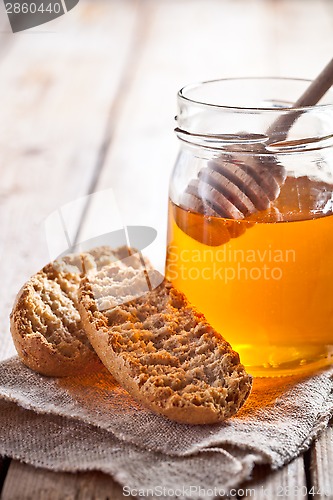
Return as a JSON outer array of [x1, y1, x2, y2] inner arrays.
[[0, 0, 139, 361], [2, 461, 128, 500], [268, 0, 333, 79], [0, 0, 332, 497]]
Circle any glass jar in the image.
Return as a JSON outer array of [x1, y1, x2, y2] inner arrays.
[[165, 78, 333, 377]]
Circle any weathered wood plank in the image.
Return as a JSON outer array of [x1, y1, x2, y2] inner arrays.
[[309, 422, 333, 499], [0, 1, 150, 498], [309, 13, 333, 500], [1, 0, 332, 499], [1, 461, 129, 500], [77, 0, 280, 269], [240, 456, 307, 500], [0, 0, 139, 362]]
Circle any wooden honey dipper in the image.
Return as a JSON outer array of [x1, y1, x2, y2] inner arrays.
[[179, 59, 333, 229]]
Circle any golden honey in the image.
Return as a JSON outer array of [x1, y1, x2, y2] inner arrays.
[[166, 177, 333, 376]]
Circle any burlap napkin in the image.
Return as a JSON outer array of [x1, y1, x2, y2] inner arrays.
[[0, 357, 332, 498]]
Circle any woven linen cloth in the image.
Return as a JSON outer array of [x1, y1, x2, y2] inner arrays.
[[0, 356, 332, 499]]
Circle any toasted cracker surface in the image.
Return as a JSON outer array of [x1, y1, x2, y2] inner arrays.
[[79, 264, 252, 424], [10, 246, 145, 376]]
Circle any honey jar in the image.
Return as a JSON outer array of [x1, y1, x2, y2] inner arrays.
[[166, 78, 333, 376]]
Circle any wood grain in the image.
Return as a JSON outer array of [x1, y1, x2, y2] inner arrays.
[[0, 0, 333, 498], [77, 0, 282, 270], [0, 0, 139, 362], [1, 461, 128, 500], [309, 422, 333, 499], [241, 456, 307, 499]]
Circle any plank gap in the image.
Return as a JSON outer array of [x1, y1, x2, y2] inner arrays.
[[303, 449, 313, 499]]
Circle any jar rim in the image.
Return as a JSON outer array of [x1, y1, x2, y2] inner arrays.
[[178, 77, 333, 112]]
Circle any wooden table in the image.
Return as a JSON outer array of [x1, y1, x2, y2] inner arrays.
[[0, 0, 332, 497]]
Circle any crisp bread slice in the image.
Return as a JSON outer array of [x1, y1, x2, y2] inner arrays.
[[78, 264, 252, 424], [10, 246, 148, 377]]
